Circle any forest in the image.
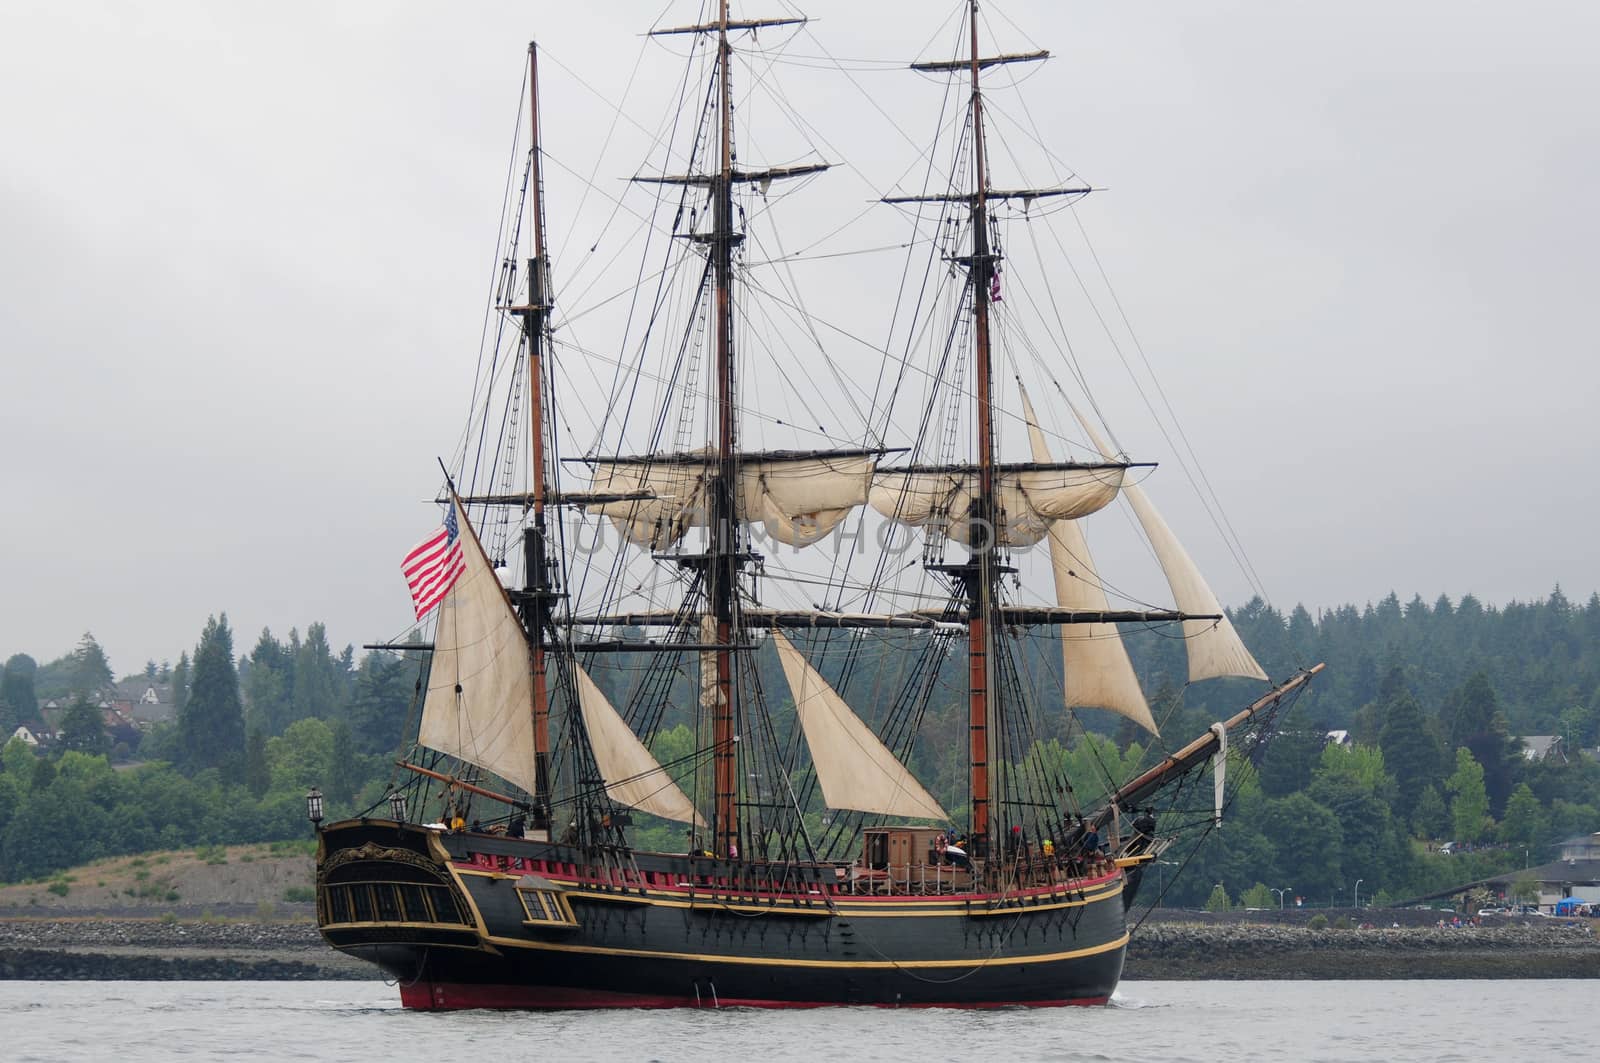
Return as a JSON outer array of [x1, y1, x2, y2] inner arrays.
[[0, 585, 1596, 909]]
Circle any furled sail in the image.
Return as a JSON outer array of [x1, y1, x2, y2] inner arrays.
[[868, 463, 1125, 547], [770, 631, 947, 820], [1019, 386, 1158, 734], [417, 499, 539, 795], [586, 450, 877, 549], [572, 664, 705, 827], [1069, 408, 1268, 682]]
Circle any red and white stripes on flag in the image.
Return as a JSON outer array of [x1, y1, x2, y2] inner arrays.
[[402, 505, 466, 619]]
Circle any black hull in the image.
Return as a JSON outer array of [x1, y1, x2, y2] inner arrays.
[[316, 820, 1128, 1009]]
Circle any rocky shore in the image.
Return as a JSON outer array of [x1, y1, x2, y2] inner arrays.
[[1, 911, 1594, 981], [1122, 915, 1600, 980], [0, 918, 371, 980]]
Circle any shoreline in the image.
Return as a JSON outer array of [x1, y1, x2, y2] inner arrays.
[[2, 910, 1594, 982]]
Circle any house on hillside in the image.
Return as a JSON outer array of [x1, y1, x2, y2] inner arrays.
[[1520, 735, 1567, 764], [1326, 730, 1353, 748], [1486, 832, 1600, 912], [9, 726, 39, 747], [113, 679, 174, 725]]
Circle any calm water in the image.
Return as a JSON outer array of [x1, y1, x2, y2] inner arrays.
[[4, 980, 1595, 1062]]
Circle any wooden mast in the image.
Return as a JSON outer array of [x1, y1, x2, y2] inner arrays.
[[964, 0, 997, 862], [710, 0, 739, 859], [639, 6, 816, 858], [521, 40, 554, 830]]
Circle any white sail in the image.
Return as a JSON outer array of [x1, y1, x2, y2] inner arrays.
[[770, 631, 947, 821], [573, 664, 705, 827], [588, 451, 876, 549], [417, 499, 539, 795], [868, 465, 1124, 547], [1070, 408, 1268, 682], [1019, 387, 1158, 734]]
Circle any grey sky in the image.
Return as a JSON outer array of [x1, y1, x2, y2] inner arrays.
[[3, 0, 1597, 676]]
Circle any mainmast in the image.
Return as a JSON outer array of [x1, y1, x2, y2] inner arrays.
[[709, 0, 740, 860], [642, 1, 816, 858], [517, 41, 555, 831], [962, 0, 998, 861]]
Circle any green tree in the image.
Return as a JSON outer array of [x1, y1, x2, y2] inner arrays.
[[291, 623, 340, 723], [1378, 681, 1444, 808], [1240, 882, 1275, 909], [1444, 672, 1499, 751], [1496, 783, 1548, 850], [347, 651, 417, 755], [58, 698, 109, 756], [179, 615, 246, 773], [1259, 792, 1343, 901], [328, 720, 356, 804], [170, 652, 190, 722], [1413, 784, 1450, 839], [1, 655, 39, 725], [244, 729, 270, 798], [1256, 726, 1325, 797], [267, 717, 334, 794], [1, 737, 35, 777], [67, 633, 114, 695], [1204, 883, 1232, 912], [243, 628, 293, 735], [1445, 748, 1491, 842]]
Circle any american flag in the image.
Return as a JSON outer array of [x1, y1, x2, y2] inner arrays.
[[402, 505, 466, 619]]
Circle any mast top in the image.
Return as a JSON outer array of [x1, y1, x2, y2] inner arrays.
[[648, 16, 807, 37]]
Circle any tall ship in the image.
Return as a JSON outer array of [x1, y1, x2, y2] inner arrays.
[[314, 0, 1321, 1009]]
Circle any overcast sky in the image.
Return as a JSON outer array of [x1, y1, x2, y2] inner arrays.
[[3, 0, 1597, 676]]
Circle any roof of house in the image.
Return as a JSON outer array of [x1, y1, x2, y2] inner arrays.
[[1521, 735, 1564, 760], [1487, 858, 1600, 886]]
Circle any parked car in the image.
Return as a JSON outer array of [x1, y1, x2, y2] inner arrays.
[[1477, 907, 1508, 916], [1438, 842, 1456, 855]]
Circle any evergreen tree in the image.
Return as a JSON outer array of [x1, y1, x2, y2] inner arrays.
[[1378, 680, 1443, 808], [1444, 672, 1499, 751], [179, 615, 246, 773], [1413, 784, 1450, 839], [347, 652, 417, 755], [243, 628, 292, 735], [170, 653, 190, 722], [1, 655, 39, 726], [291, 623, 340, 722], [59, 698, 109, 756], [68, 633, 114, 694], [1497, 783, 1548, 850], [1257, 724, 1324, 797]]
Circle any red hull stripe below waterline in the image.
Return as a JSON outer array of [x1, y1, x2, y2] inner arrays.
[[399, 982, 1110, 1010]]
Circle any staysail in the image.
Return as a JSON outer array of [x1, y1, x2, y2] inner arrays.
[[416, 499, 539, 795], [572, 665, 704, 827], [1019, 386, 1158, 734], [771, 631, 947, 820], [1069, 406, 1268, 682]]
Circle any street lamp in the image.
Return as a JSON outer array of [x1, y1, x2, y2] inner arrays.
[[1271, 887, 1291, 911], [1354, 879, 1364, 909], [305, 787, 324, 827]]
